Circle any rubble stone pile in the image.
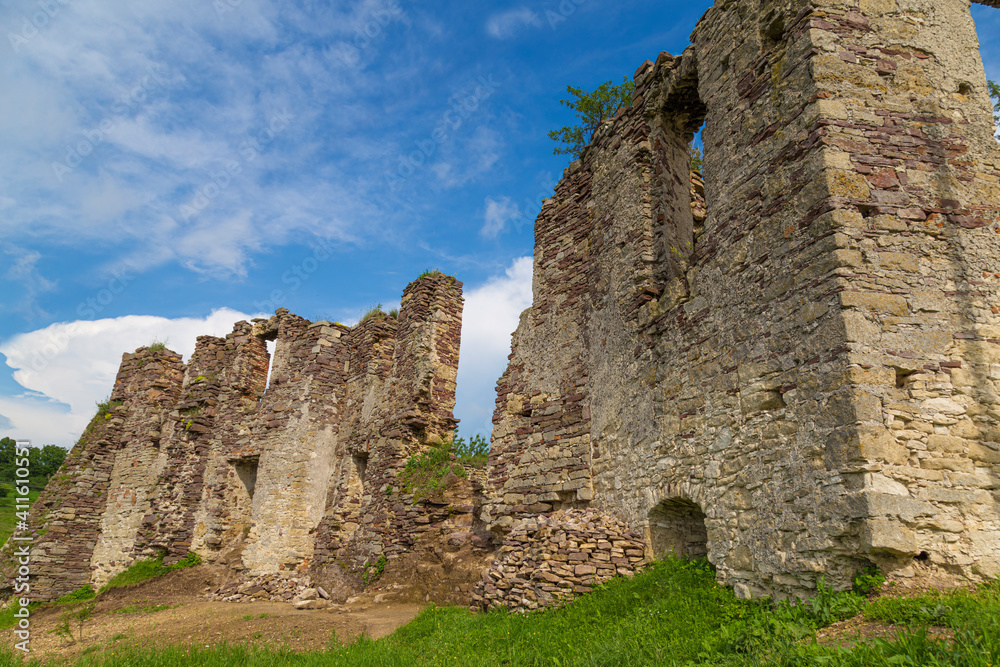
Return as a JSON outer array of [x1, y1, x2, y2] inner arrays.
[[472, 509, 646, 612], [209, 573, 329, 606]]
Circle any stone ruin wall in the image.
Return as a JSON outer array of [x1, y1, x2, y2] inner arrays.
[[484, 0, 1000, 599], [8, 0, 1000, 609], [12, 273, 485, 601]]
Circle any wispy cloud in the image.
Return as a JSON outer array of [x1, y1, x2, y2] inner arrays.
[[2, 246, 57, 321], [485, 8, 541, 39], [480, 195, 522, 238]]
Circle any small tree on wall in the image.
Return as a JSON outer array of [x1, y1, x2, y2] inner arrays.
[[990, 79, 999, 139], [548, 77, 634, 159], [549, 77, 705, 170]]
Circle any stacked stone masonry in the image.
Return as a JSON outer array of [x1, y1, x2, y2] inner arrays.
[[484, 0, 1000, 600], [6, 0, 1000, 609], [11, 274, 475, 601], [472, 509, 646, 611]]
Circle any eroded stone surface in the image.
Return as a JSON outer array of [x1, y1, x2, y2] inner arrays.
[[484, 0, 1000, 600], [8, 274, 473, 601]]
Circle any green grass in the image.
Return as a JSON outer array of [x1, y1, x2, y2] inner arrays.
[[360, 304, 386, 324], [0, 482, 40, 545], [97, 551, 201, 593], [3, 559, 999, 666], [109, 603, 173, 615]]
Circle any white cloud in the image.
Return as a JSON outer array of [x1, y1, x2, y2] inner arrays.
[[485, 8, 541, 39], [454, 256, 533, 439], [480, 195, 523, 238], [0, 308, 261, 447]]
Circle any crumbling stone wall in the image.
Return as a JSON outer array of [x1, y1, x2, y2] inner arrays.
[[486, 0, 1000, 599], [6, 348, 185, 597], [16, 274, 471, 601], [472, 509, 646, 612]]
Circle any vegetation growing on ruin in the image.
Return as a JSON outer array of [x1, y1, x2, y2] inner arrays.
[[93, 398, 124, 421], [360, 304, 387, 323], [991, 79, 999, 136], [7, 557, 1000, 665], [398, 441, 466, 501], [398, 432, 489, 500], [98, 551, 202, 594], [548, 77, 634, 158], [451, 433, 489, 468], [417, 269, 441, 279], [147, 338, 168, 352]]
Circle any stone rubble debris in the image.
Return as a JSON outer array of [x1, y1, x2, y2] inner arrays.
[[472, 508, 646, 612]]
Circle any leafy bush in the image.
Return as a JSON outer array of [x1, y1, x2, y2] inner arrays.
[[363, 554, 387, 588], [148, 338, 169, 352], [852, 564, 885, 596]]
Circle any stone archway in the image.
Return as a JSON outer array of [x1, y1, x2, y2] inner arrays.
[[647, 497, 708, 560]]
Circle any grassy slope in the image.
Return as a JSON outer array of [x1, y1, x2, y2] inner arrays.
[[1, 558, 998, 666], [0, 483, 40, 546]]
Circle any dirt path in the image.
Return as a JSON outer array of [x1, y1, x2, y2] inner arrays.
[[23, 567, 424, 662]]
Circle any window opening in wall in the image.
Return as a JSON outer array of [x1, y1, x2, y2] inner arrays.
[[234, 457, 259, 499], [970, 3, 1000, 140], [264, 340, 276, 395], [353, 453, 368, 491], [690, 120, 707, 239], [648, 498, 709, 560]]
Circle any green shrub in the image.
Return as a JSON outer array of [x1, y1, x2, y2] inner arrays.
[[399, 442, 466, 501], [98, 551, 201, 593], [148, 338, 168, 352], [452, 433, 489, 468], [94, 398, 124, 419], [852, 564, 886, 596]]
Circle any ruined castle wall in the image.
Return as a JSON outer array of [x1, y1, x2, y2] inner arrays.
[[486, 0, 1000, 598], [313, 274, 467, 572], [240, 314, 343, 573], [20, 274, 469, 598], [19, 348, 184, 599], [806, 0, 1000, 576], [136, 327, 263, 563], [89, 349, 186, 587]]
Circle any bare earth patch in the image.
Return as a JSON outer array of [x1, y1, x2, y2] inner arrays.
[[25, 565, 423, 662]]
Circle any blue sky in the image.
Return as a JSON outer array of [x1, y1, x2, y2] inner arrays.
[[1, 0, 998, 447]]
